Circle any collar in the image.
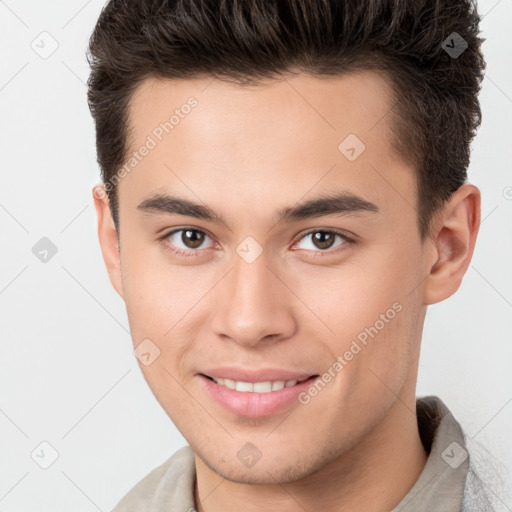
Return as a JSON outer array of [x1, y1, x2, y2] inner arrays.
[[391, 395, 469, 511]]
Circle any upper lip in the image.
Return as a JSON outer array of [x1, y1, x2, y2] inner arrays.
[[200, 367, 318, 383]]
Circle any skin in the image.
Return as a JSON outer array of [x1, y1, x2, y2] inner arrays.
[[93, 71, 480, 512]]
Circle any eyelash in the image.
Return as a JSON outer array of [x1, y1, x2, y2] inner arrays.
[[159, 227, 354, 259]]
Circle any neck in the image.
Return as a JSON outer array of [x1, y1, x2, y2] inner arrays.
[[194, 394, 428, 512]]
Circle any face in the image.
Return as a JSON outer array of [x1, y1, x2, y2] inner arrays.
[[97, 71, 437, 484]]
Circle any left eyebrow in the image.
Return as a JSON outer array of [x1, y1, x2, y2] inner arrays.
[[276, 192, 379, 223], [137, 190, 380, 226]]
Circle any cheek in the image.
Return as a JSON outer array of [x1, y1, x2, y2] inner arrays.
[[137, 363, 201, 438], [303, 241, 421, 382], [295, 248, 417, 336], [120, 244, 192, 336], [120, 247, 215, 378]]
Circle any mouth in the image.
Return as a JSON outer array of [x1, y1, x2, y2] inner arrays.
[[198, 372, 321, 417], [200, 373, 319, 393]]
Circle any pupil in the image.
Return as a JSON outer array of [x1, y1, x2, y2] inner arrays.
[[313, 232, 334, 250], [183, 229, 204, 248]]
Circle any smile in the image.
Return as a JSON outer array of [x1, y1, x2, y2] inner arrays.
[[203, 374, 312, 393], [199, 373, 320, 417]]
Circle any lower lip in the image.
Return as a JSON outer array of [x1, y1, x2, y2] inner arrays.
[[198, 374, 319, 417]]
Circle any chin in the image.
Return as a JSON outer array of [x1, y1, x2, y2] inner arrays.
[[198, 448, 324, 485]]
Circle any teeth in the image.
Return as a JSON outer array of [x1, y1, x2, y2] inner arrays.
[[272, 381, 285, 391], [210, 376, 311, 393], [223, 378, 236, 390], [236, 381, 255, 392]]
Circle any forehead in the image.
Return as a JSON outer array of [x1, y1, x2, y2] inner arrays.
[[127, 71, 398, 151], [121, 71, 416, 227]]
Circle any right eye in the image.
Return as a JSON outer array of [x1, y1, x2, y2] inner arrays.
[[160, 228, 217, 258]]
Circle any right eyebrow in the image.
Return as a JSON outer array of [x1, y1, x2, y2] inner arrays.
[[137, 194, 227, 224]]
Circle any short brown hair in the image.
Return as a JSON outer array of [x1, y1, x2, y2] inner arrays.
[[87, 0, 486, 240]]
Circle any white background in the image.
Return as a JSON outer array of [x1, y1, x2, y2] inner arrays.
[[0, 0, 511, 510]]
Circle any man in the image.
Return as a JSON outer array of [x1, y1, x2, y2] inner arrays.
[[88, 0, 493, 510]]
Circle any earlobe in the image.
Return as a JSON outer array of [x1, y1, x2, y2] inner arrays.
[[92, 184, 124, 298], [422, 184, 481, 305]]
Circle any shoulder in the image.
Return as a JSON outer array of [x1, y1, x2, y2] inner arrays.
[[461, 466, 498, 512], [112, 445, 196, 512]]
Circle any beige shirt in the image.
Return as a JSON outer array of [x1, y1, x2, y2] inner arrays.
[[112, 396, 492, 512]]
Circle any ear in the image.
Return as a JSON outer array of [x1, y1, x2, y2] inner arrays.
[[422, 184, 481, 305], [92, 184, 124, 298]]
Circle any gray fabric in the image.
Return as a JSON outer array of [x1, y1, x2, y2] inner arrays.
[[112, 396, 492, 512], [460, 467, 496, 512], [391, 396, 469, 512], [112, 446, 196, 512]]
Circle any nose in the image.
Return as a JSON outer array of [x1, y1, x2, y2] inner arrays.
[[210, 249, 297, 348]]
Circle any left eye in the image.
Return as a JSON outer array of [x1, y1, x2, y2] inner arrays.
[[294, 230, 350, 252]]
